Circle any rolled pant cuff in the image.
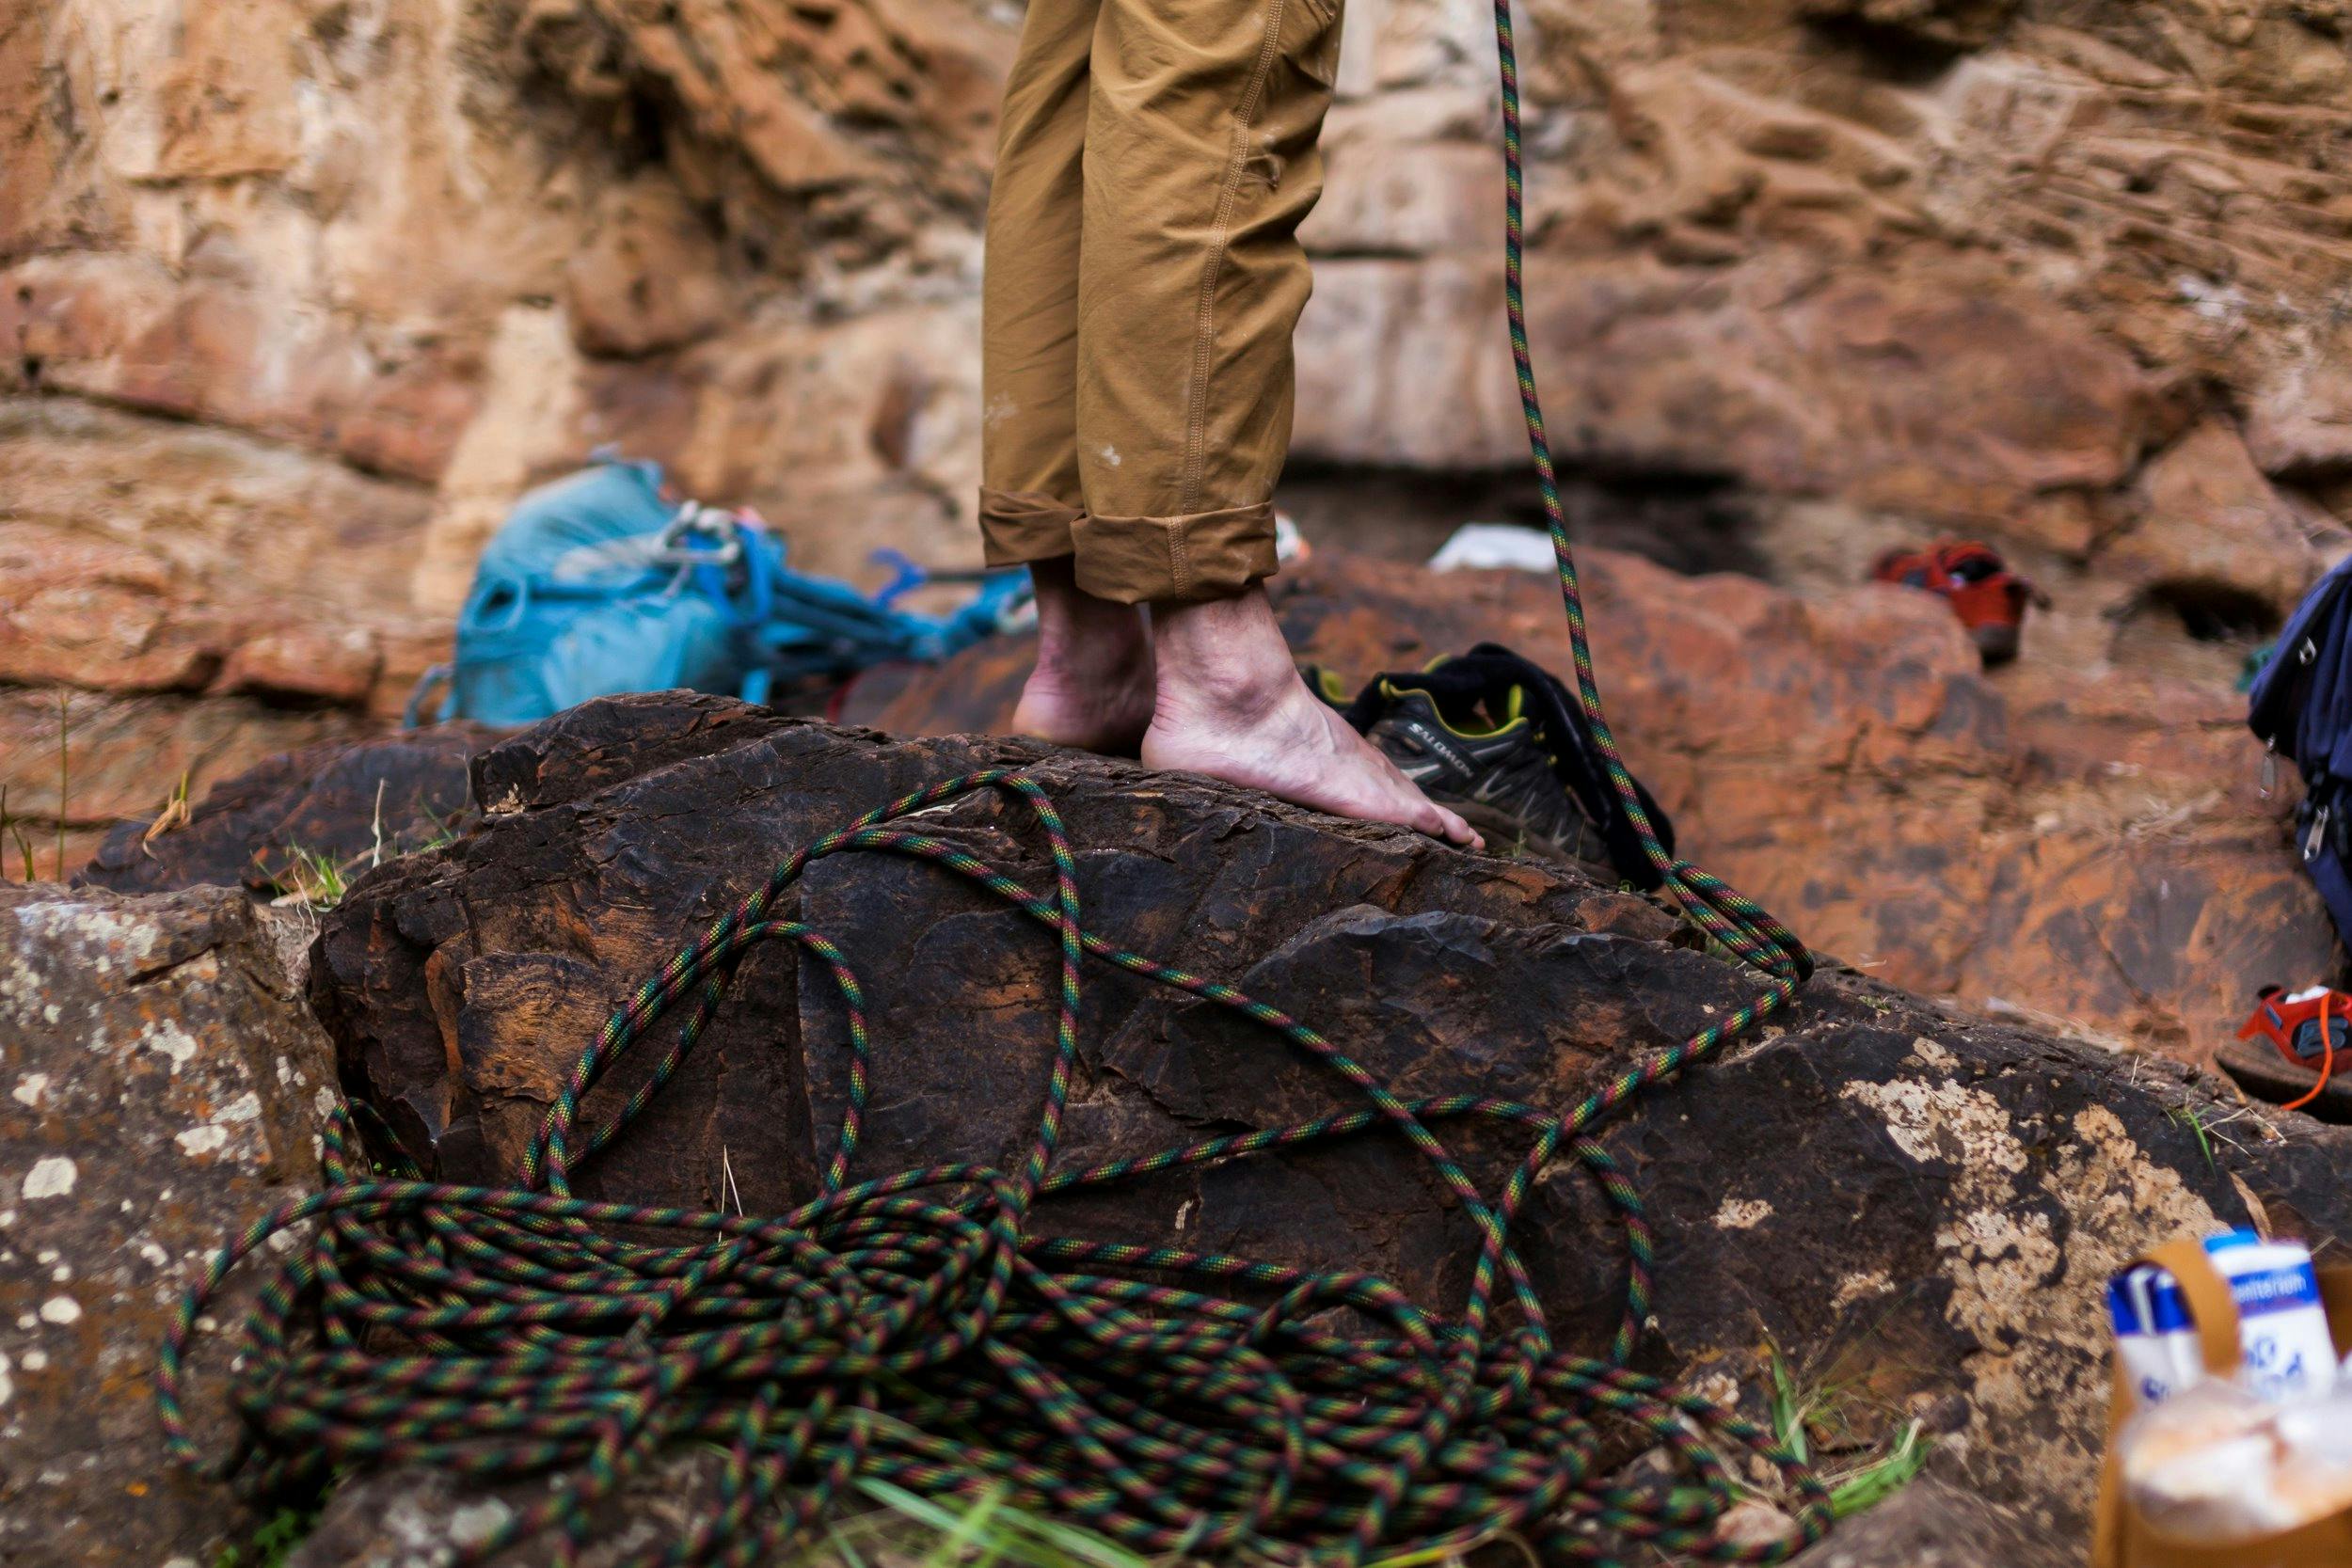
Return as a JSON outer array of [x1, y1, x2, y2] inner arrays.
[[977, 487, 1086, 567], [1071, 501, 1279, 604]]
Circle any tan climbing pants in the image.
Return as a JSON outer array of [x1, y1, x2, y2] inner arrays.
[[977, 0, 1344, 604]]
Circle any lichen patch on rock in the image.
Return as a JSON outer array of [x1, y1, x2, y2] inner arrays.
[[0, 885, 337, 1566]]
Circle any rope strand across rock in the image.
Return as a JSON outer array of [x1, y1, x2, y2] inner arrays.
[[156, 5, 1826, 1563]]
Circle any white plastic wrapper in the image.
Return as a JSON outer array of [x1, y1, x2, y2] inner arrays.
[[1274, 512, 1309, 565], [1428, 524, 1556, 574], [2122, 1381, 2352, 1544]]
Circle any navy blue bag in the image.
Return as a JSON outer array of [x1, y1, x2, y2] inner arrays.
[[2249, 555, 2352, 943]]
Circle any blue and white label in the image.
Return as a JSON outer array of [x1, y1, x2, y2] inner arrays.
[[2108, 1235, 2339, 1407], [2225, 1261, 2325, 1318]]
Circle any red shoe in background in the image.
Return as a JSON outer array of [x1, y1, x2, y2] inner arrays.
[[1872, 541, 2038, 664], [2232, 985, 2352, 1115]]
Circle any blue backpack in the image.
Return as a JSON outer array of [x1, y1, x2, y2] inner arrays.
[[2249, 554, 2352, 944], [411, 459, 1027, 727]]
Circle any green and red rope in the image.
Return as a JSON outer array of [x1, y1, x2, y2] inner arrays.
[[158, 7, 1822, 1564]]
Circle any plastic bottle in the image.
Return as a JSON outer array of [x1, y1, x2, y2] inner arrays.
[[2202, 1229, 2340, 1404], [2109, 1263, 2204, 1408]]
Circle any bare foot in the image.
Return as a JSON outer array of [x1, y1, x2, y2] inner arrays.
[[1143, 587, 1481, 848], [1011, 557, 1156, 754]]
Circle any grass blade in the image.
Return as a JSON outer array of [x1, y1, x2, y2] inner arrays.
[[856, 1477, 984, 1540], [1827, 1418, 1931, 1518], [1767, 1351, 1808, 1465], [996, 1506, 1153, 1568], [919, 1481, 1007, 1568]]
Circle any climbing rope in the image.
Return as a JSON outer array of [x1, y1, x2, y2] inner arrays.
[[158, 5, 1823, 1564]]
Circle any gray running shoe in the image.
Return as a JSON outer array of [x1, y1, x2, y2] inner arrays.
[[1365, 685, 1612, 871]]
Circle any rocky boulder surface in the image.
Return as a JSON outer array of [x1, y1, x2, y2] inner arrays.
[[9, 0, 2352, 1552], [79, 721, 496, 900], [0, 403, 461, 875], [853, 548, 2341, 1069], [0, 883, 335, 1566], [9, 0, 2352, 862], [303, 692, 2352, 1558], [280, 1465, 2048, 1567], [1779, 1477, 2042, 1568]]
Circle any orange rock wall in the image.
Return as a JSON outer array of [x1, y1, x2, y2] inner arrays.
[[3, 0, 2346, 1029]]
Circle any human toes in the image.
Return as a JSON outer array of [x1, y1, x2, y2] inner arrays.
[[1418, 797, 1481, 849]]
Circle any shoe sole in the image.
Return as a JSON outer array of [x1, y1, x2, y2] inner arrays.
[[1446, 798, 1618, 882]]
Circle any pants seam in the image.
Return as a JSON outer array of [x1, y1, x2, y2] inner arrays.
[[1178, 0, 1291, 518]]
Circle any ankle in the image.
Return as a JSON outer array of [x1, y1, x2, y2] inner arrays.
[[1149, 589, 1300, 726], [1029, 558, 1150, 673]]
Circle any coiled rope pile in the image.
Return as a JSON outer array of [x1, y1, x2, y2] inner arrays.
[[157, 2, 1823, 1562]]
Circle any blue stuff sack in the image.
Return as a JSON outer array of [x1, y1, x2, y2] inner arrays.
[[412, 458, 1028, 727]]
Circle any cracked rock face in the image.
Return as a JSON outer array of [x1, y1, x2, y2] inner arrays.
[[78, 722, 497, 902], [306, 692, 2352, 1557], [11, 0, 2352, 881], [0, 884, 335, 1566]]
